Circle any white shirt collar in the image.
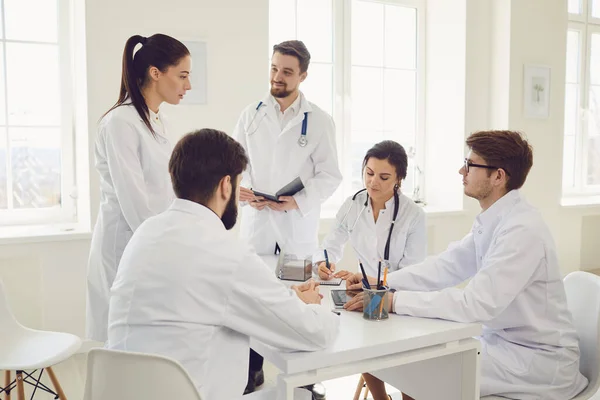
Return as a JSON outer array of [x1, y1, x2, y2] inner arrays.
[[270, 92, 302, 114], [148, 108, 161, 122], [475, 189, 522, 228], [169, 198, 225, 230]]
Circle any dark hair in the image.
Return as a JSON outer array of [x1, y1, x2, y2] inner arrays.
[[466, 130, 533, 191], [169, 129, 249, 204], [272, 40, 311, 73], [104, 34, 189, 136], [362, 140, 408, 181]]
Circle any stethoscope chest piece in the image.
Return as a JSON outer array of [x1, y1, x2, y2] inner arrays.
[[298, 135, 308, 147]]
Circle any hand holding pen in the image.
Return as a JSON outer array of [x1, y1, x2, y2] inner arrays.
[[345, 272, 378, 291], [317, 248, 353, 280]]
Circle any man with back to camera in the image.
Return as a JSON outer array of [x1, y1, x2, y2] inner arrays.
[[106, 128, 340, 400]]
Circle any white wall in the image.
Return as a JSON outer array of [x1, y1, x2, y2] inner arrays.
[[0, 0, 268, 336], [1, 0, 600, 338]]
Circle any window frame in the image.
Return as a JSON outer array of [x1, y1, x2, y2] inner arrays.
[[0, 0, 78, 227], [269, 0, 427, 214]]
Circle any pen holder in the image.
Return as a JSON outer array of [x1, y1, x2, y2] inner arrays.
[[363, 287, 389, 321]]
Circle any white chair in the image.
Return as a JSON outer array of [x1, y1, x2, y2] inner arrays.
[[0, 280, 81, 400], [83, 348, 203, 400], [482, 271, 600, 400], [564, 271, 600, 400]]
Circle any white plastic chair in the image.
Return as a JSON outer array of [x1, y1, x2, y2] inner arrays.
[[0, 280, 81, 400], [83, 348, 203, 400], [564, 271, 600, 400], [482, 271, 600, 400]]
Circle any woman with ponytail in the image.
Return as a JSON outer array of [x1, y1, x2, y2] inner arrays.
[[86, 34, 191, 342]]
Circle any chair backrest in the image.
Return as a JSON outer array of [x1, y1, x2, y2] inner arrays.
[[83, 348, 203, 400], [564, 271, 600, 393], [0, 280, 25, 337]]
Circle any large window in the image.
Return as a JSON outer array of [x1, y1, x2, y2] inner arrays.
[[563, 0, 600, 196], [0, 0, 78, 227], [269, 0, 425, 212]]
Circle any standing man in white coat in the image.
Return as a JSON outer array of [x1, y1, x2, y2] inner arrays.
[[107, 129, 339, 400], [233, 40, 342, 397], [344, 130, 589, 400], [87, 34, 191, 343], [233, 40, 342, 257]]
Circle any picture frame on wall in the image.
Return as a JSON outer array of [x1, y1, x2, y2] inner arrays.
[[523, 65, 551, 119]]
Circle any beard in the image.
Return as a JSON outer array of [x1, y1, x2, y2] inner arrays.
[[221, 183, 239, 230], [270, 82, 292, 98], [464, 181, 493, 201]]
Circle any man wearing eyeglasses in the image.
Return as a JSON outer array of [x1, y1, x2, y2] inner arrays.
[[344, 130, 588, 400]]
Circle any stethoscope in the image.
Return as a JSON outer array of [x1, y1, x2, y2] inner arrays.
[[245, 101, 309, 147], [340, 187, 400, 261]]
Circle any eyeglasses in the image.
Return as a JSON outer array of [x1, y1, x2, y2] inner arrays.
[[463, 158, 510, 176]]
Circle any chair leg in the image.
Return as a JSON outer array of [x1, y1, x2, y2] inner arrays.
[[45, 367, 67, 400], [353, 375, 365, 400], [363, 384, 370, 400], [4, 370, 10, 400], [4, 371, 12, 400], [15, 372, 24, 400]]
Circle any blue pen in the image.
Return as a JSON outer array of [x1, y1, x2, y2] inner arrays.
[[377, 260, 382, 289], [324, 249, 330, 270], [365, 295, 382, 317], [359, 262, 371, 289]]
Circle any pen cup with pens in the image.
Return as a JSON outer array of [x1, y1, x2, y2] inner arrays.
[[360, 260, 390, 321], [363, 287, 390, 321]]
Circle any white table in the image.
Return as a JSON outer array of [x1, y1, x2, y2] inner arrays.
[[251, 255, 483, 400]]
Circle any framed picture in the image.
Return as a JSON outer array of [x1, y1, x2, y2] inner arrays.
[[523, 65, 551, 119], [181, 40, 207, 105]]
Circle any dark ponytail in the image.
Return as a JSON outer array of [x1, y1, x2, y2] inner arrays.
[[103, 33, 190, 136]]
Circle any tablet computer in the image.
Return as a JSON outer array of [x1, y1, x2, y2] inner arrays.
[[330, 290, 360, 309]]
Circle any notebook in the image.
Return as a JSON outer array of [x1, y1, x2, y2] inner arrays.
[[252, 177, 304, 203], [314, 277, 343, 286]]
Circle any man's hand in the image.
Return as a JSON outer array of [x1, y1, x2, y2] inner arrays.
[[343, 291, 394, 313], [317, 262, 354, 280], [292, 279, 320, 292], [248, 199, 268, 210], [292, 279, 322, 305], [239, 187, 257, 202], [240, 187, 267, 210], [346, 272, 378, 291], [267, 196, 299, 212]]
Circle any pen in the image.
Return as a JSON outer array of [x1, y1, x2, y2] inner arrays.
[[324, 249, 330, 270], [377, 260, 382, 289], [383, 267, 388, 287], [359, 262, 371, 289]]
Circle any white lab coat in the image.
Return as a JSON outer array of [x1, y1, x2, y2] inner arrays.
[[313, 191, 427, 276], [233, 92, 343, 257], [87, 104, 174, 342], [386, 190, 588, 399], [107, 199, 340, 400]]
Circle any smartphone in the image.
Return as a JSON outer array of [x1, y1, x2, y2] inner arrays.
[[330, 290, 360, 309]]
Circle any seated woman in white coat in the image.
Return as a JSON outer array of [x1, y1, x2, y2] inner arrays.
[[344, 130, 588, 400], [314, 140, 427, 281], [107, 129, 339, 400]]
